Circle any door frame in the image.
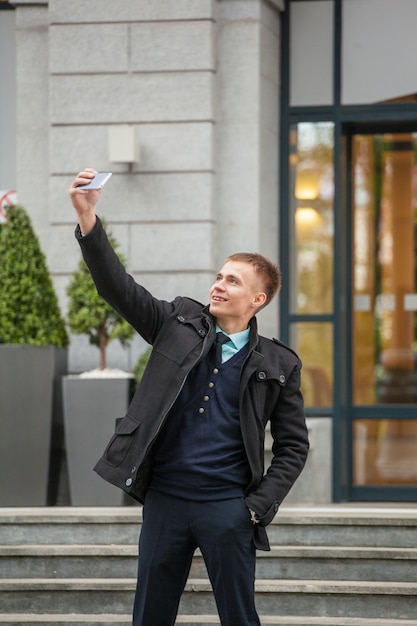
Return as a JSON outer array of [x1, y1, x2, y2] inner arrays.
[[337, 120, 417, 502], [280, 0, 417, 503], [279, 114, 417, 503]]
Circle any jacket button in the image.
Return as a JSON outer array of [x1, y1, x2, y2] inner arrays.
[[198, 329, 206, 337], [258, 371, 266, 380], [125, 478, 133, 487], [279, 374, 286, 384], [177, 315, 185, 323]]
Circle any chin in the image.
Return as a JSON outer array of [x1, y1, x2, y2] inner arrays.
[[209, 302, 221, 315]]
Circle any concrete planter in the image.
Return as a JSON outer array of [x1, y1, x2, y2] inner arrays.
[[0, 345, 67, 506], [62, 375, 134, 506]]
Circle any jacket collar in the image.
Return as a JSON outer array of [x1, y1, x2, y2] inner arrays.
[[248, 316, 260, 352], [201, 304, 260, 347]]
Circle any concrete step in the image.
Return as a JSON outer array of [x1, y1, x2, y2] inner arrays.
[[3, 615, 417, 626], [0, 506, 417, 548], [2, 506, 417, 547], [2, 506, 417, 624], [2, 544, 417, 582], [0, 508, 141, 546], [257, 545, 417, 581], [1, 579, 417, 619], [269, 507, 417, 548]]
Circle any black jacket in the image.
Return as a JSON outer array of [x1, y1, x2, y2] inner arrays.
[[77, 218, 309, 550]]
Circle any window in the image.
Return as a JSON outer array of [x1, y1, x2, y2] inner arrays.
[[288, 122, 335, 408]]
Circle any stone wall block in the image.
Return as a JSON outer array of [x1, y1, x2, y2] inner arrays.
[[260, 22, 279, 86], [15, 5, 50, 239], [50, 123, 213, 174], [260, 76, 279, 135], [216, 24, 259, 123], [48, 226, 81, 275], [131, 21, 214, 72], [50, 24, 129, 74], [50, 73, 213, 124], [261, 1, 281, 37], [49, 223, 130, 275], [131, 272, 213, 304], [50, 173, 213, 224], [49, 0, 214, 23], [130, 222, 213, 272]]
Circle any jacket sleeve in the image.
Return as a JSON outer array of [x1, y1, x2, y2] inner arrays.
[[76, 217, 178, 344], [245, 358, 309, 527]]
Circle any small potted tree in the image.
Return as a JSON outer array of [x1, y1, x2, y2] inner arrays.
[[63, 225, 135, 505], [0, 204, 69, 506]]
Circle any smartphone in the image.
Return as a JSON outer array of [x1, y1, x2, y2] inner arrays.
[[78, 172, 112, 190]]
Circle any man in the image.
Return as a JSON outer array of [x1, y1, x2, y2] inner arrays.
[[69, 169, 309, 626]]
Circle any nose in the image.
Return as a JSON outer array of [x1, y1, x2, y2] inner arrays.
[[214, 278, 226, 291]]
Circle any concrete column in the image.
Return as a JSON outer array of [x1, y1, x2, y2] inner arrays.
[[13, 0, 50, 243], [0, 8, 17, 191], [214, 0, 282, 337]]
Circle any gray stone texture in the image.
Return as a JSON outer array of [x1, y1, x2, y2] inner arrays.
[[50, 24, 129, 74], [50, 173, 213, 224], [0, 10, 17, 190], [50, 73, 214, 124], [15, 6, 50, 244], [130, 22, 214, 72], [50, 123, 213, 173], [48, 0, 215, 23]]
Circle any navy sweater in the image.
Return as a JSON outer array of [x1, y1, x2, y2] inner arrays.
[[150, 344, 250, 500]]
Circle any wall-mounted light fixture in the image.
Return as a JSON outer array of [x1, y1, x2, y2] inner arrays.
[[108, 125, 140, 164], [295, 206, 323, 241], [294, 163, 320, 201]]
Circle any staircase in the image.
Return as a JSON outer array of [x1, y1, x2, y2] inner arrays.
[[1, 505, 417, 626]]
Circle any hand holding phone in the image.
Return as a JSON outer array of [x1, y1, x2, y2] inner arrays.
[[70, 169, 110, 234], [77, 172, 112, 190]]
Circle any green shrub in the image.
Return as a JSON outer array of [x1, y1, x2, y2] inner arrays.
[[0, 204, 69, 347], [66, 223, 134, 370]]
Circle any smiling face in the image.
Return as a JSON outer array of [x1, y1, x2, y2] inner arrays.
[[208, 260, 267, 334]]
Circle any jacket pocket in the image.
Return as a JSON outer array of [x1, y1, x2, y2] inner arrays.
[[103, 415, 140, 467]]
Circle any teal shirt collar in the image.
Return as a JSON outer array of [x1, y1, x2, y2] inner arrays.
[[215, 325, 250, 350]]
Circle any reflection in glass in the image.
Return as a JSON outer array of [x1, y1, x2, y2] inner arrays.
[[352, 134, 417, 405], [290, 123, 334, 315], [353, 419, 417, 486], [291, 322, 333, 408]]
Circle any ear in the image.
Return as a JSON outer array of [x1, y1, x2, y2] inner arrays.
[[252, 291, 267, 309]]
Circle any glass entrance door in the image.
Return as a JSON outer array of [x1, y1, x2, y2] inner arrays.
[[350, 132, 417, 498]]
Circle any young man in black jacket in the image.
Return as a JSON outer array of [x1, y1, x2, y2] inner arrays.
[[69, 169, 309, 626]]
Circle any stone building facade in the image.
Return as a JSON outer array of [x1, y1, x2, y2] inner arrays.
[[9, 0, 283, 373]]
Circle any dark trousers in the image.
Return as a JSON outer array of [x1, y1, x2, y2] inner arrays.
[[132, 489, 260, 626]]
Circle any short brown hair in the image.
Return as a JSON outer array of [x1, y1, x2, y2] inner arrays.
[[225, 252, 281, 307]]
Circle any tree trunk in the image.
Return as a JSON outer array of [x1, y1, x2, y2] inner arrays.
[[98, 328, 108, 370]]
